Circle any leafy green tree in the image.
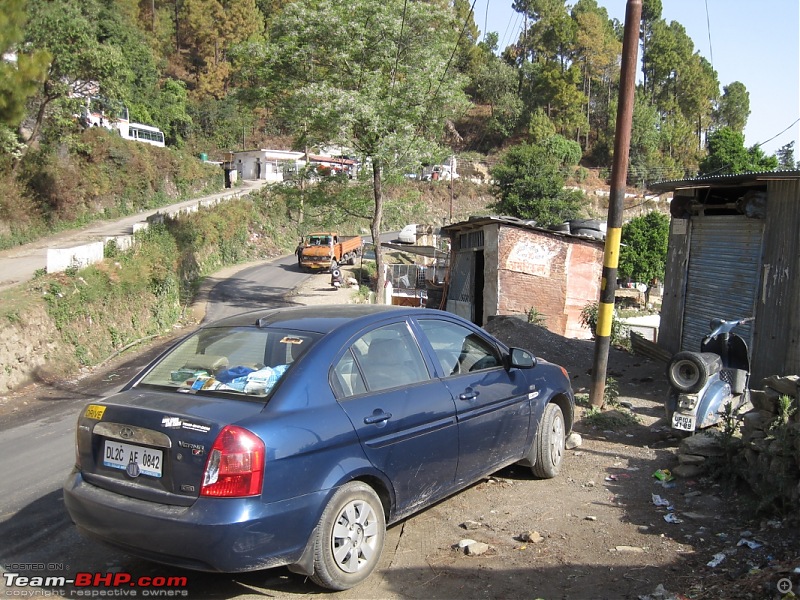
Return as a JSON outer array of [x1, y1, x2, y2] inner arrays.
[[0, 0, 50, 130], [713, 81, 750, 134], [489, 136, 586, 225], [238, 0, 469, 292], [527, 107, 556, 142], [149, 79, 193, 145], [676, 54, 717, 146], [649, 21, 717, 138], [618, 211, 669, 285], [776, 141, 796, 170], [572, 0, 620, 149], [190, 95, 256, 150], [639, 0, 662, 94], [627, 90, 662, 184], [180, 0, 263, 99], [23, 0, 129, 147], [473, 59, 523, 137], [520, 0, 576, 67], [535, 62, 588, 137], [699, 127, 778, 175], [452, 0, 482, 78]]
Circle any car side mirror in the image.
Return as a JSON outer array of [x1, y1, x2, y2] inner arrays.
[[507, 347, 536, 369]]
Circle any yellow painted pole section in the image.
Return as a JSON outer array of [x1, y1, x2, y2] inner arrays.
[[603, 227, 621, 269], [595, 227, 622, 338], [597, 302, 615, 337]]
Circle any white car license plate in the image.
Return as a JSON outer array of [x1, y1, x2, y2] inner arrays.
[[672, 412, 696, 432], [103, 440, 163, 478]]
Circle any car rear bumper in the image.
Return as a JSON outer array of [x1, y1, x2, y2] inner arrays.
[[63, 470, 326, 572]]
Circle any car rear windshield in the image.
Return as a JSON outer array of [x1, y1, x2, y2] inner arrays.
[[138, 327, 320, 398]]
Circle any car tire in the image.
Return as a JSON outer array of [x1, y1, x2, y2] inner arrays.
[[568, 219, 603, 231], [666, 351, 713, 393], [548, 222, 571, 233], [310, 482, 386, 591], [531, 403, 565, 479]]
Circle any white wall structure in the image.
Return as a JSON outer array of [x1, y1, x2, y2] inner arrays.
[[45, 188, 248, 275], [47, 242, 105, 273], [232, 150, 305, 181]]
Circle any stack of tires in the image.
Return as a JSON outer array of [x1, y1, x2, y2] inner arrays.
[[567, 219, 605, 240]]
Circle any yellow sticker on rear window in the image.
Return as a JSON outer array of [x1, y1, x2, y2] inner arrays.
[[84, 404, 106, 420]]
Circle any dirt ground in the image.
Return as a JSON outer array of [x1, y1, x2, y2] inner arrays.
[[286, 269, 800, 600]]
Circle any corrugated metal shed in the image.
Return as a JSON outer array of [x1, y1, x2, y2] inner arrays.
[[656, 172, 800, 383]]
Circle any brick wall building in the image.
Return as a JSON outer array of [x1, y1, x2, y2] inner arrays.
[[441, 216, 604, 339]]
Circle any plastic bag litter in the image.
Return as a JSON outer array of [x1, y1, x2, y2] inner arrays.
[[707, 553, 726, 567], [652, 469, 674, 482], [652, 494, 673, 510]]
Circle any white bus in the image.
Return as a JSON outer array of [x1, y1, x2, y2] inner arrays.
[[117, 122, 165, 148], [78, 97, 165, 147]]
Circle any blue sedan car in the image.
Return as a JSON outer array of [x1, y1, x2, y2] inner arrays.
[[63, 305, 574, 590]]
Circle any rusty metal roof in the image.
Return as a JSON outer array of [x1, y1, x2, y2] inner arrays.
[[650, 170, 800, 192]]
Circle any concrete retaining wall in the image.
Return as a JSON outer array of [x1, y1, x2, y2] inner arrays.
[[45, 190, 244, 275]]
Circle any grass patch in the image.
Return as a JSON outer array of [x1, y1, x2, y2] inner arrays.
[[582, 405, 640, 429]]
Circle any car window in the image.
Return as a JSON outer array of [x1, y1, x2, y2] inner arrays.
[[331, 348, 367, 398], [139, 327, 317, 397], [333, 322, 429, 397], [417, 319, 501, 376]]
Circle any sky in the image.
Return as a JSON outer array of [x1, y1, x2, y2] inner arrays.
[[470, 0, 800, 158]]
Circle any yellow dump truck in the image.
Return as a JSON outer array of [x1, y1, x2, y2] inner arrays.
[[299, 233, 362, 271]]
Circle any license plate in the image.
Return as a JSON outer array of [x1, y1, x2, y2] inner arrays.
[[672, 412, 696, 432], [103, 440, 163, 478]]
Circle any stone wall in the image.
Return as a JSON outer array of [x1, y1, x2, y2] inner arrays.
[[740, 375, 800, 514], [0, 304, 65, 393]]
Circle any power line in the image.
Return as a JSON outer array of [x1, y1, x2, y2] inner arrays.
[[483, 0, 489, 43], [704, 0, 714, 69], [753, 118, 800, 149]]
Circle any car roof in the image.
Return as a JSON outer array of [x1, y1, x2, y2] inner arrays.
[[205, 304, 431, 334]]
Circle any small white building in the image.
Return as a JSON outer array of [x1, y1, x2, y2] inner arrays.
[[231, 149, 305, 182]]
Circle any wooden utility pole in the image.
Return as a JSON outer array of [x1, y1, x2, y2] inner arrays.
[[589, 0, 642, 407]]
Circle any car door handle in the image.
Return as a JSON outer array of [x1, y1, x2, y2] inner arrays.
[[459, 389, 479, 401], [364, 411, 392, 424]]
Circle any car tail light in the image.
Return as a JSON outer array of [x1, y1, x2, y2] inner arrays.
[[201, 426, 265, 497]]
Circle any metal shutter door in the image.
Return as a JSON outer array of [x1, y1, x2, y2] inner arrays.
[[681, 215, 763, 352]]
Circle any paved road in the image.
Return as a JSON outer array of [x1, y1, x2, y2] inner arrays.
[[0, 180, 267, 293]]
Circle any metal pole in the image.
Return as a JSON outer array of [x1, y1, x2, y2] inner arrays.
[[589, 0, 642, 407], [449, 179, 454, 223]]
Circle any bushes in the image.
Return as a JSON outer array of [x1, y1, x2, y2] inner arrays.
[[40, 224, 183, 367], [1, 128, 222, 250], [580, 301, 629, 347]]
